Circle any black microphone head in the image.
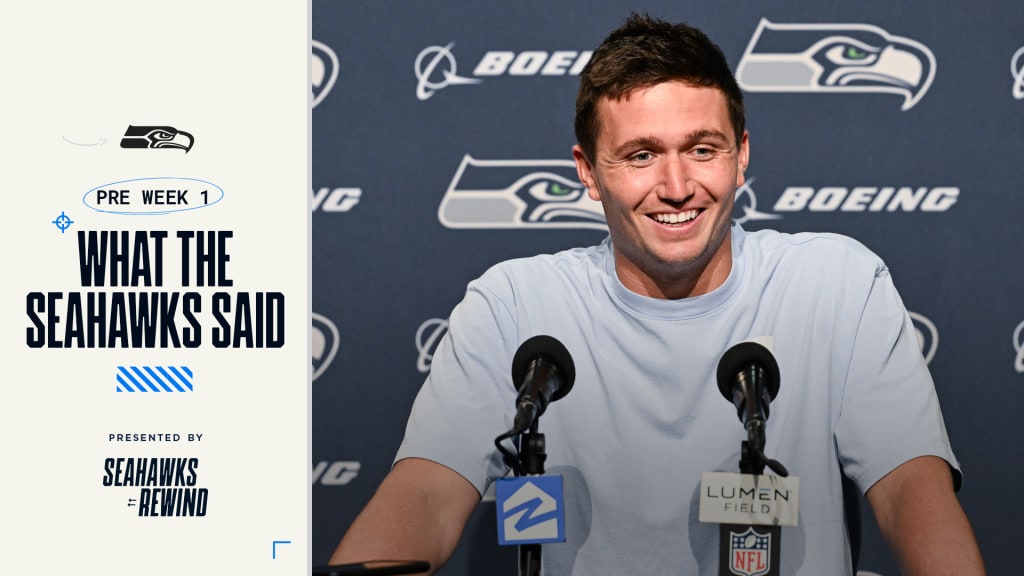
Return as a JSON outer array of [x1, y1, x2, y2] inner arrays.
[[716, 340, 780, 401], [512, 335, 576, 401]]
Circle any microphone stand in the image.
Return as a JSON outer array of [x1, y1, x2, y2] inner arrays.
[[739, 439, 764, 476], [741, 419, 766, 475], [721, 419, 786, 576], [516, 419, 546, 576], [742, 419, 788, 477]]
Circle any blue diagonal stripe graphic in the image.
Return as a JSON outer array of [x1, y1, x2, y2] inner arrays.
[[167, 366, 194, 391], [144, 366, 173, 392], [116, 371, 136, 392], [118, 366, 145, 392], [116, 366, 194, 393], [156, 366, 186, 392], [131, 366, 160, 392]]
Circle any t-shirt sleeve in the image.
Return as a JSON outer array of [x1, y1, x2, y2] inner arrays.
[[393, 275, 520, 496], [835, 266, 962, 494]]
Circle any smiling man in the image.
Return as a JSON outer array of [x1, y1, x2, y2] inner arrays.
[[330, 14, 985, 576], [573, 80, 746, 299]]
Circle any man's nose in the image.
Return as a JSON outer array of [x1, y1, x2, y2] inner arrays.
[[658, 155, 692, 202]]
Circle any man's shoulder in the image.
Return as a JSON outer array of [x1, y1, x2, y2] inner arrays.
[[744, 227, 884, 268], [461, 241, 609, 314], [480, 241, 607, 281]]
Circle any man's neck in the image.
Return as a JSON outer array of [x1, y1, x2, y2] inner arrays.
[[613, 245, 733, 300]]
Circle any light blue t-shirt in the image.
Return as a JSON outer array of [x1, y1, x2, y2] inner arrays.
[[396, 224, 959, 575]]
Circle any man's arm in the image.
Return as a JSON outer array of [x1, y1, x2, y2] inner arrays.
[[865, 455, 985, 575], [329, 457, 482, 575]]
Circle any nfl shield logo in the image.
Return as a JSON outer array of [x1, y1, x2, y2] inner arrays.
[[728, 527, 771, 576]]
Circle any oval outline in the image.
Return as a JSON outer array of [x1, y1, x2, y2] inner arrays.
[[83, 176, 225, 215]]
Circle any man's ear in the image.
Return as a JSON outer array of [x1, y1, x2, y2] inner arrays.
[[736, 131, 750, 187], [572, 145, 600, 201]]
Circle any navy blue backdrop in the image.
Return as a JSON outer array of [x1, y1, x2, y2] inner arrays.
[[312, 2, 1024, 574]]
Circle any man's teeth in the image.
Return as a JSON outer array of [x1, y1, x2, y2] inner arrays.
[[654, 210, 698, 224]]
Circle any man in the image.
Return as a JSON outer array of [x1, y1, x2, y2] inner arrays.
[[331, 14, 985, 575]]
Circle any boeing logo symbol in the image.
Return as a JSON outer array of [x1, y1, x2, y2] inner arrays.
[[1013, 320, 1024, 373], [312, 40, 339, 108], [1012, 47, 1024, 100], [439, 155, 606, 231], [415, 44, 591, 101], [312, 313, 340, 381], [736, 19, 936, 110], [415, 43, 481, 101], [909, 311, 938, 365], [733, 178, 780, 225], [416, 318, 448, 374]]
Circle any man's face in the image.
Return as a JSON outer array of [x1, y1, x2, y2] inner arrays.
[[573, 81, 749, 298]]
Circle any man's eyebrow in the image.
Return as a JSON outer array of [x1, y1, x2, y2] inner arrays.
[[610, 130, 734, 157], [687, 129, 732, 144], [611, 136, 664, 157]]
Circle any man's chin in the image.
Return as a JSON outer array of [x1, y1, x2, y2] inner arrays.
[[649, 233, 731, 275], [636, 248, 710, 278]]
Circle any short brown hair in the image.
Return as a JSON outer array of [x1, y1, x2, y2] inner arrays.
[[574, 13, 746, 161]]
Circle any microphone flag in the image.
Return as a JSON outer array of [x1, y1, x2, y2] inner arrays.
[[495, 476, 566, 546]]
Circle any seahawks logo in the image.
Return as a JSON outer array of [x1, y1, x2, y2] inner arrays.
[[909, 311, 938, 365], [438, 155, 606, 230], [120, 125, 194, 153], [736, 19, 936, 110], [312, 313, 340, 381], [312, 39, 339, 108]]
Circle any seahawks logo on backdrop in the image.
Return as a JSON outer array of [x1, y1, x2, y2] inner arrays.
[[736, 19, 936, 110], [120, 125, 194, 153], [1013, 320, 1024, 374], [312, 312, 340, 381], [312, 39, 339, 108], [909, 311, 938, 365], [438, 155, 606, 230]]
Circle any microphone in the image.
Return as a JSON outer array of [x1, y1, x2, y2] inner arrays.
[[496, 336, 573, 555], [511, 335, 576, 433], [712, 340, 788, 574], [716, 339, 788, 476], [716, 339, 780, 429]]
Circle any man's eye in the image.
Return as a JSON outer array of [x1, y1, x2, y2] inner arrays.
[[631, 151, 653, 162]]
